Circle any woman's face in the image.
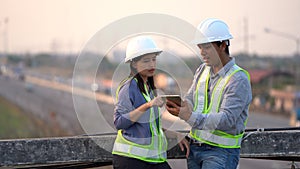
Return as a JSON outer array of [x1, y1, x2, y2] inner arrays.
[[132, 53, 157, 78]]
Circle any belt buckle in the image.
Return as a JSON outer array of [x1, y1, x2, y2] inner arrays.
[[187, 136, 202, 146], [191, 138, 202, 147], [192, 139, 202, 146], [195, 141, 202, 146]]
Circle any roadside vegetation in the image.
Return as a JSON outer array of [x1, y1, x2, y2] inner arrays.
[[0, 96, 64, 139]]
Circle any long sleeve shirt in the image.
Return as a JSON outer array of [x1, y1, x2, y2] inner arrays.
[[114, 78, 160, 145], [184, 58, 252, 135]]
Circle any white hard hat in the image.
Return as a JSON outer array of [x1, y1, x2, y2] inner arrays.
[[191, 18, 233, 45], [125, 36, 162, 63]]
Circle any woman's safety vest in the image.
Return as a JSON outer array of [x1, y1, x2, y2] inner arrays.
[[112, 78, 168, 163], [190, 64, 250, 148]]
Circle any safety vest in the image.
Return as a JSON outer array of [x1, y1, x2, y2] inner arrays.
[[190, 64, 250, 148], [112, 78, 168, 163]]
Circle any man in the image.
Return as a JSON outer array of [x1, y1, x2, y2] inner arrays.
[[166, 18, 252, 169]]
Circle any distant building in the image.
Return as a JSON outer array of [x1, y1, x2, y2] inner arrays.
[[269, 89, 295, 112], [248, 69, 295, 114]]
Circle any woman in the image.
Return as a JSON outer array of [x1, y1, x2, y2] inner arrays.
[[112, 36, 188, 169]]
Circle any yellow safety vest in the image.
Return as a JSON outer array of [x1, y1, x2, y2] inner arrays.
[[112, 78, 168, 163], [190, 64, 250, 148]]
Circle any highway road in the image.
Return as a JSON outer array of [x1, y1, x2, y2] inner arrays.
[[0, 76, 84, 135], [0, 75, 298, 169]]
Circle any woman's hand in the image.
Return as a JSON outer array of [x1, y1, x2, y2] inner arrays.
[[149, 96, 165, 107], [129, 96, 164, 122], [178, 137, 190, 158], [164, 130, 190, 158]]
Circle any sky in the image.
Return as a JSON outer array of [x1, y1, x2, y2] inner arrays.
[[0, 0, 300, 56]]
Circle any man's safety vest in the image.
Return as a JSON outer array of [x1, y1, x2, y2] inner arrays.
[[112, 78, 168, 163], [190, 64, 250, 148]]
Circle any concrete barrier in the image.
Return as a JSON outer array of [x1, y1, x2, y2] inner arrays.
[[1, 131, 300, 168]]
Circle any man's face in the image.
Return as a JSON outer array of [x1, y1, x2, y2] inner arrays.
[[197, 42, 222, 67]]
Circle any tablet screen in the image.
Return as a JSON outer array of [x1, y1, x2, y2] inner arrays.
[[160, 95, 182, 106]]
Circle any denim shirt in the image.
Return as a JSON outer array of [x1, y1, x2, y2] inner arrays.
[[114, 78, 160, 145], [185, 58, 252, 135]]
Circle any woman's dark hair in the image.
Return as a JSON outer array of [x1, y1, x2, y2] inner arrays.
[[215, 40, 230, 55], [129, 55, 157, 96]]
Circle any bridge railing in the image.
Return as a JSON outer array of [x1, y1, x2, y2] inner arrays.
[[1, 131, 300, 168]]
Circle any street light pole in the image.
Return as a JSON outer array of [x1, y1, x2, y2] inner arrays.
[[244, 17, 249, 55], [296, 38, 299, 58], [0, 18, 8, 65], [264, 28, 300, 57], [3, 17, 9, 57]]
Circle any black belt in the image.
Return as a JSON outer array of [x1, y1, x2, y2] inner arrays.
[[185, 136, 210, 147]]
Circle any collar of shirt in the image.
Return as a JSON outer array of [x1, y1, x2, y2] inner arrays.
[[210, 57, 235, 79]]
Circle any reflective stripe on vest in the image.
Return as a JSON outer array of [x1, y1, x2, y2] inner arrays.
[[112, 78, 167, 163], [190, 64, 249, 148], [193, 66, 210, 113], [113, 130, 167, 162]]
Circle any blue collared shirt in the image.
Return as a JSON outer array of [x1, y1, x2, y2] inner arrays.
[[114, 78, 160, 145]]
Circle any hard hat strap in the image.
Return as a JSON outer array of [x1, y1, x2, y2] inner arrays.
[[225, 40, 230, 46], [215, 40, 230, 46]]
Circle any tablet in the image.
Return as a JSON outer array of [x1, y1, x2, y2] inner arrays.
[[160, 95, 182, 106]]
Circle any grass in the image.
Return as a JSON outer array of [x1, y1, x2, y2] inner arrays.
[[0, 96, 58, 139]]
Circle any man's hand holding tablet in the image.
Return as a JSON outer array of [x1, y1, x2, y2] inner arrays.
[[160, 95, 182, 107]]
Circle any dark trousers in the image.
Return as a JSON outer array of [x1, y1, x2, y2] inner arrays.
[[113, 154, 171, 169]]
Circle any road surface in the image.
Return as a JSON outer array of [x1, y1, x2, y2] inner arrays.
[[0, 76, 298, 169]]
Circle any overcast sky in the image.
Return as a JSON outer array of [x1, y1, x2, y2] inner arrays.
[[0, 0, 300, 56]]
